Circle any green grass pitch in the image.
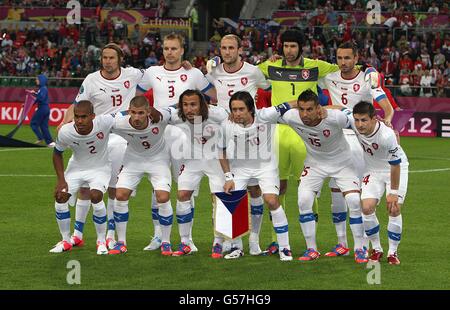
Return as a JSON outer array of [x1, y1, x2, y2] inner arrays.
[[1, 124, 449, 290]]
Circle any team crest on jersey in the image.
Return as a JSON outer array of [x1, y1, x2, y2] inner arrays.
[[152, 127, 159, 135], [323, 129, 330, 137], [372, 143, 379, 150], [353, 83, 360, 92], [180, 74, 187, 82], [241, 77, 248, 86], [96, 132, 104, 139], [301, 69, 310, 80], [124, 80, 130, 89]]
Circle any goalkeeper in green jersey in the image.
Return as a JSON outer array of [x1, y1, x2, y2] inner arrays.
[[258, 29, 340, 253]]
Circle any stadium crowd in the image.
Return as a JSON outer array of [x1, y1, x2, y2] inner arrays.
[[0, 0, 448, 96], [1, 0, 170, 12]]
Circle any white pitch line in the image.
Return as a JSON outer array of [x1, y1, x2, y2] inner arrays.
[[0, 174, 54, 177], [0, 148, 48, 152], [410, 168, 450, 173], [413, 156, 450, 162]]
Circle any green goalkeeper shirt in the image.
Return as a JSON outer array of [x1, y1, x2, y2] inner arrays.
[[258, 57, 339, 106]]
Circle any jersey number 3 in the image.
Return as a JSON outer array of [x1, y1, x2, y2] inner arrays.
[[169, 85, 175, 98]]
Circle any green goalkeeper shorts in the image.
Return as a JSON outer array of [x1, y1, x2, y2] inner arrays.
[[275, 124, 307, 181]]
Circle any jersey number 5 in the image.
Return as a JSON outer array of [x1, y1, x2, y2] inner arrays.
[[111, 94, 123, 107]]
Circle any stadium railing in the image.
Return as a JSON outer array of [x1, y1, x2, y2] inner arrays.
[[0, 76, 84, 88]]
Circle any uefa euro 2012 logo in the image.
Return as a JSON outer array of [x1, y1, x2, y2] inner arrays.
[[66, 0, 81, 25], [366, 0, 381, 25]]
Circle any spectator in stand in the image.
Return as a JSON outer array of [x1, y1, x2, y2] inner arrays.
[[420, 47, 432, 69], [381, 51, 396, 84], [399, 53, 414, 72], [189, 3, 199, 41], [413, 55, 426, 71], [399, 70, 412, 96], [144, 51, 158, 68], [428, 2, 439, 14], [433, 49, 446, 67], [130, 24, 141, 45], [420, 70, 433, 97], [192, 50, 206, 69], [67, 25, 80, 44]]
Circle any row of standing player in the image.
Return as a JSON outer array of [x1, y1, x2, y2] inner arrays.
[[49, 30, 406, 264]]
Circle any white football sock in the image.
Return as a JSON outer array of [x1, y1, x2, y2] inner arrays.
[[388, 214, 402, 255], [270, 206, 290, 250], [106, 198, 116, 240], [158, 201, 173, 244], [55, 202, 71, 242], [363, 212, 382, 251], [331, 191, 348, 247], [92, 201, 107, 243], [176, 200, 193, 244], [114, 200, 129, 245], [74, 199, 90, 239]]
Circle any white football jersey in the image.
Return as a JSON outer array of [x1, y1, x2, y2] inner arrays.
[[75, 67, 145, 115], [55, 115, 115, 169], [138, 66, 212, 108], [348, 117, 409, 173], [111, 108, 172, 160], [218, 107, 281, 169], [169, 106, 229, 160], [281, 109, 352, 167], [206, 62, 270, 111], [320, 71, 387, 109]]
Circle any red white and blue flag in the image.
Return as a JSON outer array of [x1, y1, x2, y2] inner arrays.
[[6, 90, 36, 138], [214, 190, 250, 239]]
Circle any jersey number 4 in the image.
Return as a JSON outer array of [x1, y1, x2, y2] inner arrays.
[[362, 175, 370, 185]]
